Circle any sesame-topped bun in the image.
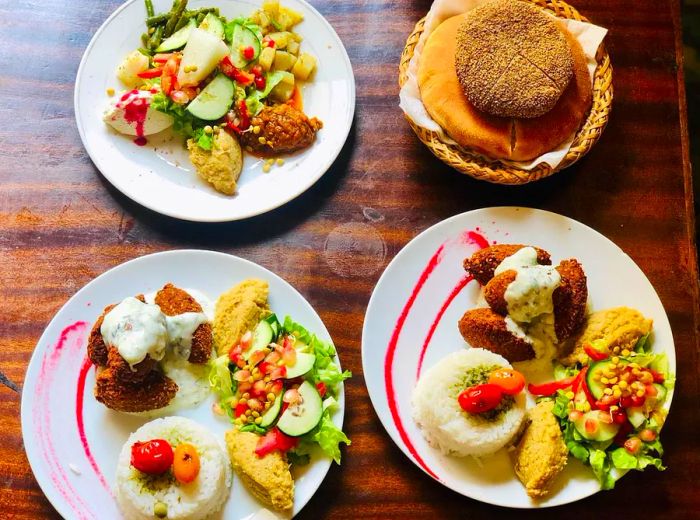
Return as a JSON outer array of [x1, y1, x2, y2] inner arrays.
[[455, 0, 574, 119]]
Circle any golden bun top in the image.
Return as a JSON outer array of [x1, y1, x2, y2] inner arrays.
[[455, 0, 574, 119]]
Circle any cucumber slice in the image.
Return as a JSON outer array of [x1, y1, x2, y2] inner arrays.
[[626, 406, 646, 428], [199, 13, 225, 39], [156, 19, 196, 52], [260, 392, 282, 427], [276, 381, 323, 437], [243, 319, 274, 361], [573, 410, 620, 441], [186, 74, 234, 121], [284, 352, 316, 379], [587, 359, 628, 400], [230, 24, 261, 68], [653, 383, 667, 403]]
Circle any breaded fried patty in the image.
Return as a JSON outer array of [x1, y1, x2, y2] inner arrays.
[[87, 295, 146, 367], [107, 346, 157, 385], [94, 368, 178, 413], [483, 270, 517, 316], [155, 283, 213, 364], [458, 308, 535, 362], [463, 245, 551, 286], [553, 259, 588, 341]]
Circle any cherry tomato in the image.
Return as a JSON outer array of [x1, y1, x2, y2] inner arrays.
[[130, 439, 173, 475], [457, 384, 503, 414], [488, 368, 525, 395], [255, 427, 298, 457], [172, 443, 201, 484]]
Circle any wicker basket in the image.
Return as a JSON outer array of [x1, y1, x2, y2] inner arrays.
[[399, 0, 613, 185]]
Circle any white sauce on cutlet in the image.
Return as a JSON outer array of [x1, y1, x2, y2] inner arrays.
[[101, 296, 208, 369], [494, 247, 561, 324]]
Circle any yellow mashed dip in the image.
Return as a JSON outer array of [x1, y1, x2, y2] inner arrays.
[[213, 278, 269, 355]]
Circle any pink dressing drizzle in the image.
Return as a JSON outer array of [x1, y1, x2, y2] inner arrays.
[[117, 89, 149, 146], [383, 230, 490, 481], [34, 321, 92, 519]]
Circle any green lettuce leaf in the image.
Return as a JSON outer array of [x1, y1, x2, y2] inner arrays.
[[209, 354, 235, 418], [611, 447, 638, 469], [589, 449, 616, 490], [310, 409, 350, 464]]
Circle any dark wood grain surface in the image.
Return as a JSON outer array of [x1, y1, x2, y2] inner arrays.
[[1, 0, 698, 518]]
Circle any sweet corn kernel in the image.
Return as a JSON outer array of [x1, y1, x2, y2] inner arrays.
[[106, 87, 115, 96], [609, 377, 618, 384], [267, 392, 276, 401], [613, 388, 622, 398], [263, 163, 271, 173], [583, 401, 591, 412], [258, 136, 267, 145], [622, 349, 631, 357], [601, 377, 609, 384], [636, 390, 646, 398], [255, 417, 263, 425], [253, 125, 261, 134], [565, 391, 575, 399], [276, 158, 285, 166], [252, 411, 260, 418], [604, 388, 613, 395], [619, 380, 628, 389]]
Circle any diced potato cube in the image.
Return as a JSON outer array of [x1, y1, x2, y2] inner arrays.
[[258, 46, 276, 72], [116, 50, 150, 88], [287, 40, 300, 56], [258, 11, 270, 30], [262, 0, 279, 20], [272, 50, 297, 72], [270, 71, 295, 102], [290, 52, 316, 81], [280, 7, 304, 28], [267, 32, 290, 49]]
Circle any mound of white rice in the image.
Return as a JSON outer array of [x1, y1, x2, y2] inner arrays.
[[412, 348, 526, 457], [115, 417, 232, 520]]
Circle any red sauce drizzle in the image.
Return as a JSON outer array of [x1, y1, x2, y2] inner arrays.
[[415, 275, 474, 380], [383, 230, 490, 482], [119, 90, 149, 146], [76, 355, 111, 495]]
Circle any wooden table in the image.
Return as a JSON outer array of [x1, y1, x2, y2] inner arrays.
[[1, 0, 698, 517]]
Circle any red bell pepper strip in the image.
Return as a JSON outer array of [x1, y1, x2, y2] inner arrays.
[[584, 342, 609, 361], [577, 367, 597, 407], [137, 68, 163, 79], [527, 375, 578, 396], [219, 56, 255, 86]]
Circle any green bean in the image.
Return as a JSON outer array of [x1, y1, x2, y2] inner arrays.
[[144, 0, 154, 18], [141, 32, 150, 47], [196, 12, 206, 25], [163, 0, 188, 37], [146, 13, 169, 27], [137, 47, 152, 57], [173, 12, 192, 32], [148, 25, 164, 51]]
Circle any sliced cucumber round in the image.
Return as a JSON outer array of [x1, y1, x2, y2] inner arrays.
[[260, 392, 282, 428], [199, 13, 225, 39], [573, 410, 620, 442], [276, 381, 323, 437], [626, 406, 646, 428], [243, 319, 274, 361], [186, 74, 234, 121], [285, 352, 316, 379], [156, 19, 196, 52], [230, 24, 261, 68]]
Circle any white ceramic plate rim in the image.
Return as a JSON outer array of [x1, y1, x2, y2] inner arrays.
[[21, 249, 345, 518], [361, 207, 676, 508], [74, 0, 355, 222]]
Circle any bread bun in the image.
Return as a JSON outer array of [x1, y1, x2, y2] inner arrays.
[[418, 10, 592, 162], [455, 0, 574, 119]]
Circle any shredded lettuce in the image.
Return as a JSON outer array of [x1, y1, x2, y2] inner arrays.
[[192, 127, 213, 150], [209, 354, 236, 418], [310, 409, 350, 464], [151, 91, 200, 137], [283, 316, 351, 395], [634, 333, 651, 353], [553, 363, 580, 381]]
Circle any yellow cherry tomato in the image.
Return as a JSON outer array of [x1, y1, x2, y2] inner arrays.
[[488, 368, 525, 395], [172, 443, 200, 484]]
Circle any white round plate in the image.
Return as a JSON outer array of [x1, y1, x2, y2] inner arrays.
[[21, 250, 345, 519], [362, 207, 675, 508], [75, 0, 355, 222]]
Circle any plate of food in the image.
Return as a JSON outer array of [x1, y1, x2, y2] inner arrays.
[[362, 207, 675, 507], [75, 0, 355, 221], [21, 250, 350, 519]]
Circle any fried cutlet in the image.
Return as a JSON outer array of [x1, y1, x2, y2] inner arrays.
[[552, 259, 588, 342], [463, 244, 552, 286], [458, 308, 535, 362], [88, 294, 147, 367], [94, 367, 178, 413], [225, 430, 294, 512], [514, 400, 568, 499], [483, 270, 517, 316], [154, 283, 213, 364]]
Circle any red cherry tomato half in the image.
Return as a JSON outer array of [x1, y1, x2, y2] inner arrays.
[[130, 439, 173, 475], [458, 384, 503, 414], [488, 368, 526, 395]]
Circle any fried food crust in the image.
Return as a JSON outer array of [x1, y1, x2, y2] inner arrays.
[[514, 400, 568, 498], [87, 294, 146, 367], [483, 269, 516, 315], [458, 308, 535, 362], [553, 259, 588, 341], [154, 283, 213, 364], [463, 244, 551, 286], [94, 368, 177, 413], [240, 104, 322, 155], [107, 346, 157, 384]]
